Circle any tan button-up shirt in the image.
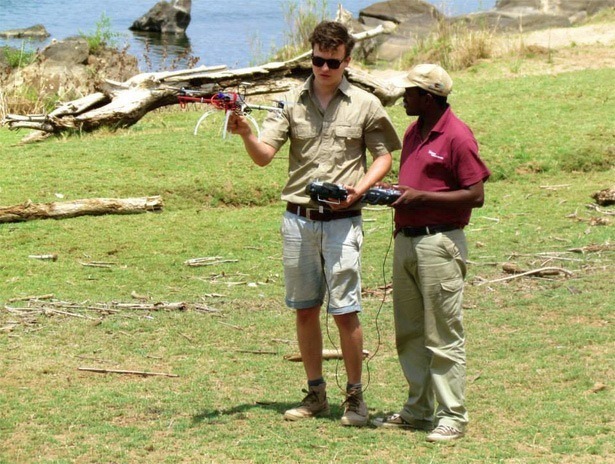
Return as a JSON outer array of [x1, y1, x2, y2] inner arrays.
[[260, 75, 401, 208]]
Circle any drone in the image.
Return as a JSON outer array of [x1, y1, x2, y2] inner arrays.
[[178, 85, 285, 139]]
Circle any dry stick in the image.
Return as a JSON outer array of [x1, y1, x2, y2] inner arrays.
[[8, 294, 54, 302], [285, 349, 370, 362], [78, 367, 179, 377], [29, 254, 58, 261], [218, 321, 243, 331], [236, 350, 277, 355], [586, 204, 615, 215], [476, 267, 573, 286], [184, 257, 239, 266], [44, 308, 99, 320], [79, 261, 114, 268]]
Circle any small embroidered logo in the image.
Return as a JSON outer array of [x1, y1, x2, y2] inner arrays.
[[428, 150, 444, 160]]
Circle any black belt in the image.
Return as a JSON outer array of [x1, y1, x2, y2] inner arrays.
[[399, 224, 458, 237], [286, 203, 361, 222]]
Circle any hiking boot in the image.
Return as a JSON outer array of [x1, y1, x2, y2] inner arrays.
[[426, 424, 465, 442], [340, 387, 368, 426], [372, 413, 433, 431], [283, 383, 330, 421]]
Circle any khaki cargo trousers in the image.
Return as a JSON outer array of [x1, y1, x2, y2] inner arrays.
[[392, 229, 469, 432]]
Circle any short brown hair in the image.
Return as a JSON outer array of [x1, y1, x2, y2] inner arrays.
[[309, 21, 355, 58]]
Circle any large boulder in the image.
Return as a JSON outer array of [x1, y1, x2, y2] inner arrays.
[[2, 38, 139, 114], [0, 24, 50, 39], [130, 0, 192, 34], [360, 0, 614, 61], [496, 0, 615, 15], [41, 37, 90, 65], [358, 0, 444, 62]]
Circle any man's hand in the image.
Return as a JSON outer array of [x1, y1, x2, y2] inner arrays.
[[329, 185, 361, 210], [227, 113, 252, 137], [392, 185, 421, 206]]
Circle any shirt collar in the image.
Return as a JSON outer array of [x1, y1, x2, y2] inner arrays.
[[300, 74, 352, 99], [425, 105, 452, 135]]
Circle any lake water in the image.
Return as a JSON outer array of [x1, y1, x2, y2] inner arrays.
[[0, 0, 497, 70]]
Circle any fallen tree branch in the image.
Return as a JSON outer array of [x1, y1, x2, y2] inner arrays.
[[585, 204, 615, 215], [184, 256, 239, 267], [8, 294, 55, 302], [0, 196, 163, 223], [568, 244, 615, 253], [28, 254, 59, 261], [477, 266, 573, 286], [78, 367, 179, 377], [1, 27, 397, 140], [285, 349, 370, 362]]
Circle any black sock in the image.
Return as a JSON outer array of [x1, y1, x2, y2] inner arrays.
[[308, 377, 325, 388]]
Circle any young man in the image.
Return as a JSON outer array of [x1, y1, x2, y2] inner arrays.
[[372, 64, 490, 441], [227, 21, 400, 426]]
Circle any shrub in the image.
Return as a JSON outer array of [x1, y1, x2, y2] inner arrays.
[[79, 13, 123, 54]]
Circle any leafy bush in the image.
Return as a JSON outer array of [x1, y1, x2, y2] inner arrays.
[[1, 44, 37, 68], [79, 13, 123, 54]]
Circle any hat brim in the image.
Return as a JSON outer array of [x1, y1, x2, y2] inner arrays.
[[389, 74, 419, 89]]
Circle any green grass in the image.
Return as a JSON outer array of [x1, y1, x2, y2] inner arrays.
[[1, 63, 614, 463]]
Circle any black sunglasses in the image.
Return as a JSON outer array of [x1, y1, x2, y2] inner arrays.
[[311, 55, 345, 70]]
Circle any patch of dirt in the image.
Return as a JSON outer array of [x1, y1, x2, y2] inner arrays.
[[370, 21, 615, 81], [494, 22, 615, 75]]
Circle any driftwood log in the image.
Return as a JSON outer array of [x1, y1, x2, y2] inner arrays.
[[2, 25, 401, 142], [284, 349, 370, 362], [0, 196, 163, 223]]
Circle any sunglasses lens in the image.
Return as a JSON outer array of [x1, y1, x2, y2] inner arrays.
[[311, 55, 342, 69], [326, 59, 341, 69]]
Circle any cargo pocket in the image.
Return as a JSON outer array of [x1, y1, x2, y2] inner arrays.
[[439, 278, 464, 322]]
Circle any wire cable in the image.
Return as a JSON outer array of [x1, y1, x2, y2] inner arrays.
[[321, 207, 395, 395]]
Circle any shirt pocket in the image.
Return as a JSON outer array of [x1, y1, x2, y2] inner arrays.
[[293, 124, 318, 139], [334, 125, 363, 154]]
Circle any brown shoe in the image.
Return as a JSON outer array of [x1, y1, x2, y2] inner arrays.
[[283, 383, 330, 421], [340, 387, 368, 426]]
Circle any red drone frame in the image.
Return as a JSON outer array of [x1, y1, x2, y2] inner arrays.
[[178, 88, 283, 138]]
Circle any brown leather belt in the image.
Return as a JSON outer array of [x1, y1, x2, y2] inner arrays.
[[399, 224, 458, 237], [286, 203, 361, 222]]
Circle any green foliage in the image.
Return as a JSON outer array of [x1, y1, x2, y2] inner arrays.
[[79, 12, 123, 54], [273, 0, 331, 61], [1, 43, 37, 68]]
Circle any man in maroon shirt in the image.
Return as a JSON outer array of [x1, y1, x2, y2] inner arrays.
[[372, 64, 490, 442]]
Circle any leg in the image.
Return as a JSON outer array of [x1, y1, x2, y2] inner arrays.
[[333, 311, 363, 384], [392, 234, 435, 425], [296, 305, 323, 381], [417, 231, 469, 433]]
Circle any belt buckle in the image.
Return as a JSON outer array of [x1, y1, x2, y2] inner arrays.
[[306, 206, 326, 221]]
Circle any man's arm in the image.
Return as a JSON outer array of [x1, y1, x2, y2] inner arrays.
[[392, 181, 485, 209], [227, 113, 277, 166]]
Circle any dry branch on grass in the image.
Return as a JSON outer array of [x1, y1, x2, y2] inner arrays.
[[284, 349, 370, 362], [78, 367, 179, 377], [184, 256, 239, 267], [476, 263, 574, 286], [0, 196, 163, 223]]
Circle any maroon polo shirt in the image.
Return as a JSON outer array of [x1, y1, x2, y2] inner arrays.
[[395, 107, 490, 229]]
